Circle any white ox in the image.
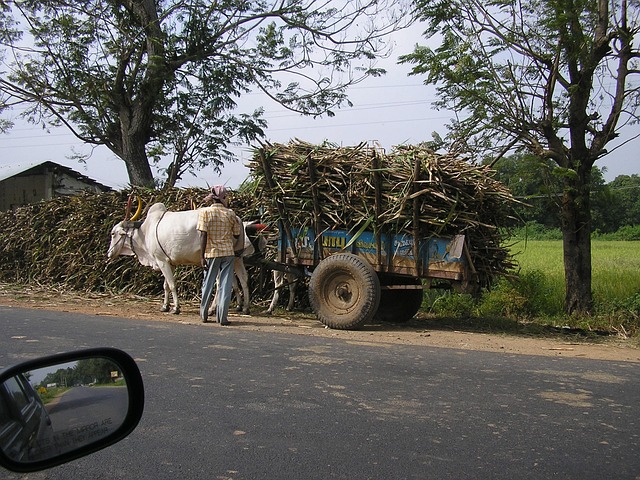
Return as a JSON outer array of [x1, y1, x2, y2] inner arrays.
[[266, 268, 298, 314], [107, 203, 256, 315]]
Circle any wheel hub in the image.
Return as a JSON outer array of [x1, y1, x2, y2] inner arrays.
[[335, 283, 352, 302]]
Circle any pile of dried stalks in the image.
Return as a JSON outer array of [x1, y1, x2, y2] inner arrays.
[[0, 140, 518, 301], [0, 188, 263, 301], [247, 140, 519, 287]]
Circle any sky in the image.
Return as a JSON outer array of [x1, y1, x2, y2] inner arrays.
[[1, 23, 639, 191]]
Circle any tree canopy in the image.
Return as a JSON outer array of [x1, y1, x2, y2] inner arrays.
[[490, 154, 640, 233], [604, 174, 640, 229], [402, 0, 640, 164], [0, 0, 411, 187], [39, 358, 120, 387], [401, 0, 640, 313]]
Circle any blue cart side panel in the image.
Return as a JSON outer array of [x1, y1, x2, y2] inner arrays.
[[279, 228, 468, 280]]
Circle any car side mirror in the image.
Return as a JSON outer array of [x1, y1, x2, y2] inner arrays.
[[0, 348, 144, 473]]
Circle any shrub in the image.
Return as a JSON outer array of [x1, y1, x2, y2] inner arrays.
[[476, 278, 528, 317], [477, 270, 558, 318], [508, 221, 563, 241], [605, 293, 640, 337], [428, 291, 475, 317], [593, 225, 640, 241], [512, 270, 559, 316]]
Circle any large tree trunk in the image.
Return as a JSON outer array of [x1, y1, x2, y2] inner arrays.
[[120, 118, 155, 188], [115, 0, 165, 188], [121, 129, 155, 187], [560, 167, 593, 314]]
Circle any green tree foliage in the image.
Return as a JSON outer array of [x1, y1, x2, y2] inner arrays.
[[0, 1, 411, 187], [607, 174, 640, 229], [491, 154, 628, 232], [41, 358, 119, 387], [401, 0, 640, 314], [490, 153, 561, 228], [74, 358, 118, 384], [0, 1, 18, 133], [589, 169, 617, 233]]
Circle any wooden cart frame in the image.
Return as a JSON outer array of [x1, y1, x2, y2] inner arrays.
[[254, 146, 479, 329]]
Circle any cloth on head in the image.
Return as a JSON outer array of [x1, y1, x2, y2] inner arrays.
[[203, 185, 228, 206]]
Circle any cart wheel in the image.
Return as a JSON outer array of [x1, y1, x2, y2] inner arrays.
[[309, 253, 380, 329], [374, 276, 424, 323]]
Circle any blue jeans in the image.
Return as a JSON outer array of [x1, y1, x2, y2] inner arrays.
[[200, 255, 235, 323]]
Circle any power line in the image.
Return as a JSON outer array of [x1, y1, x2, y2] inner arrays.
[[264, 99, 434, 118], [4, 96, 438, 132], [1, 113, 450, 148], [267, 116, 451, 132], [242, 83, 427, 97], [1, 131, 75, 141]]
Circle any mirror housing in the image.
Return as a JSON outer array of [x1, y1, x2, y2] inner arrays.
[[0, 348, 144, 473]]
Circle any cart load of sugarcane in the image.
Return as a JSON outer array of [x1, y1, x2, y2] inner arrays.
[[245, 140, 519, 288]]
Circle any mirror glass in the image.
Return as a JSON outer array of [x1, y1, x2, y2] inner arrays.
[[0, 357, 129, 464]]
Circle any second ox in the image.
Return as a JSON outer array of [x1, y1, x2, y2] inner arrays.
[[107, 202, 263, 314]]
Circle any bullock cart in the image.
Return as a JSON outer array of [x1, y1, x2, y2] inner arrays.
[[243, 141, 517, 330]]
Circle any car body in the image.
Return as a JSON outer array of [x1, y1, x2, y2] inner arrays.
[[0, 348, 144, 473], [0, 372, 54, 462]]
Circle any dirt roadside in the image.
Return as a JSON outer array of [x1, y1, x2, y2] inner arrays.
[[1, 283, 638, 363]]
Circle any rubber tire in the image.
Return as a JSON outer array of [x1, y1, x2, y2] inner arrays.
[[374, 276, 424, 323], [309, 253, 381, 330]]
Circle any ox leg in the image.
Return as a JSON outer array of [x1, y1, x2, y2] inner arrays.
[[266, 271, 283, 314], [286, 274, 297, 311], [158, 263, 180, 314], [235, 258, 251, 314], [231, 273, 242, 312], [161, 278, 171, 312], [208, 270, 221, 317]]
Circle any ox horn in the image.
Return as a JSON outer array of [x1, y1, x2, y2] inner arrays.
[[123, 195, 133, 221], [129, 195, 143, 221]]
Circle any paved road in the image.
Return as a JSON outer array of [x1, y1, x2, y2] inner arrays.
[[1, 306, 638, 479], [48, 386, 129, 436]]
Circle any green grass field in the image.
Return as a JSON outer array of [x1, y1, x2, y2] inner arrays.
[[425, 240, 639, 337], [509, 240, 640, 309]]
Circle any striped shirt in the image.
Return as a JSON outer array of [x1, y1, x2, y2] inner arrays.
[[197, 204, 241, 258]]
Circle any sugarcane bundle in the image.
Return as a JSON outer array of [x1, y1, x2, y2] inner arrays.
[[246, 139, 519, 287]]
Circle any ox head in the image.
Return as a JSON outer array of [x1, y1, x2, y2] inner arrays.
[[107, 195, 143, 259], [107, 222, 142, 259]]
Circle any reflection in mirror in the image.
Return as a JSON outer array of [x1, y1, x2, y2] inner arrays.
[[0, 357, 129, 464]]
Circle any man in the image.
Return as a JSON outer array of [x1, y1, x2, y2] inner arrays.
[[197, 185, 242, 324]]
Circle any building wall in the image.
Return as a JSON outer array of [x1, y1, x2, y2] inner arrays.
[[0, 170, 108, 211], [54, 172, 106, 196], [0, 173, 50, 211]]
